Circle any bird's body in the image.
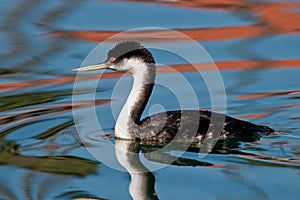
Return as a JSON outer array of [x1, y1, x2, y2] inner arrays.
[[138, 110, 273, 142], [74, 41, 274, 142]]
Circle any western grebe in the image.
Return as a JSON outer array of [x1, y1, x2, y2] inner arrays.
[[74, 41, 274, 142]]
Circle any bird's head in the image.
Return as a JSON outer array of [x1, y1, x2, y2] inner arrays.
[[73, 41, 155, 73]]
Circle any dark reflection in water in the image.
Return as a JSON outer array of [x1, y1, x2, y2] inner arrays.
[[115, 138, 276, 200], [115, 140, 158, 200], [0, 0, 299, 199]]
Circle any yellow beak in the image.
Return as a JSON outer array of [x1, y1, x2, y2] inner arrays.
[[73, 62, 112, 72]]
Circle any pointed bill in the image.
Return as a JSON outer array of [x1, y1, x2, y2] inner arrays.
[[73, 62, 112, 72]]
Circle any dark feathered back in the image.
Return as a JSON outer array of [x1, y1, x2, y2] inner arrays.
[[108, 41, 155, 64]]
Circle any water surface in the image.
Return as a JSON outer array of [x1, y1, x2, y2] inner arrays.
[[0, 0, 299, 199]]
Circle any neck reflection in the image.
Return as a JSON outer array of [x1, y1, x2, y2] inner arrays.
[[115, 139, 158, 200], [114, 137, 246, 200]]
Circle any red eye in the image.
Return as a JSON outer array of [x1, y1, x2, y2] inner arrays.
[[109, 57, 116, 63]]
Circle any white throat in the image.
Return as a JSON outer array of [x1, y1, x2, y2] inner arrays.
[[115, 59, 154, 139]]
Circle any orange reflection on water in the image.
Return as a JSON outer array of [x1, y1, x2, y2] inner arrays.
[[1, 58, 299, 92], [238, 89, 300, 99], [123, 0, 300, 34], [0, 76, 76, 92], [238, 113, 268, 119], [0, 100, 111, 128], [254, 1, 300, 33], [239, 154, 300, 166], [158, 59, 300, 73], [48, 25, 262, 42], [48, 1, 300, 42], [208, 164, 226, 169]]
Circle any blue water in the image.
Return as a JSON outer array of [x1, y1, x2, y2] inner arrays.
[[0, 0, 299, 199]]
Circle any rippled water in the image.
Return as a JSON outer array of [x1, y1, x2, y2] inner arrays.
[[0, 0, 300, 199]]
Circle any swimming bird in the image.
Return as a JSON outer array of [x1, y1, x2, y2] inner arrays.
[[73, 41, 274, 142]]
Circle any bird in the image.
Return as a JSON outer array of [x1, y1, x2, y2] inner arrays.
[[73, 41, 274, 142]]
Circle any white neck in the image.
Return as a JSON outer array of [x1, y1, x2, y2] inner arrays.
[[115, 59, 155, 139]]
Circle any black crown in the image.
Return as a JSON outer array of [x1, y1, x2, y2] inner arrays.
[[108, 41, 155, 64]]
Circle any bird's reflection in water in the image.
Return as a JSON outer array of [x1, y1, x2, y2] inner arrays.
[[114, 137, 249, 200], [115, 139, 158, 200]]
